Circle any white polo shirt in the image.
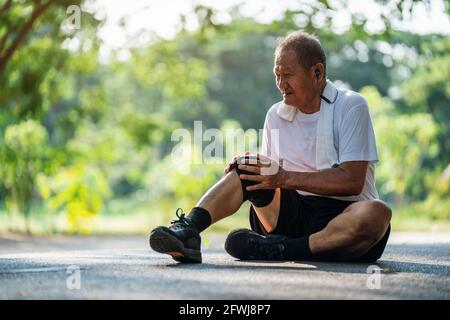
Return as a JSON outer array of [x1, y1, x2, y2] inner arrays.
[[261, 80, 379, 201]]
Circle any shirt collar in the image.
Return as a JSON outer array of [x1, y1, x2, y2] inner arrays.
[[321, 79, 338, 104]]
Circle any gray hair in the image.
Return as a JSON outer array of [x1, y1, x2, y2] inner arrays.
[[276, 31, 327, 75]]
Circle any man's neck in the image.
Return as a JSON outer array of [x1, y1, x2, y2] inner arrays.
[[297, 81, 327, 114]]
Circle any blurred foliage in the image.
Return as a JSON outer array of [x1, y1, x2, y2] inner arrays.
[[0, 120, 49, 232], [401, 37, 450, 164], [365, 86, 439, 207], [37, 164, 111, 234], [0, 0, 449, 233]]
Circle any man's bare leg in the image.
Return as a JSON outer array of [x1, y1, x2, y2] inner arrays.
[[251, 188, 281, 233], [149, 167, 280, 263], [193, 170, 243, 223], [309, 200, 392, 260], [246, 196, 391, 261], [194, 166, 283, 228], [150, 170, 245, 262]]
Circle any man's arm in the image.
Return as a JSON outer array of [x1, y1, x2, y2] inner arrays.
[[238, 158, 369, 197], [283, 161, 368, 196]]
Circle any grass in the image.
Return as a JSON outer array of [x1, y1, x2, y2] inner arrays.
[[0, 198, 252, 235], [391, 207, 450, 232], [1, 198, 449, 235]]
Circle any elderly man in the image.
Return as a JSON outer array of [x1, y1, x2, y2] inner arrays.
[[149, 31, 392, 263]]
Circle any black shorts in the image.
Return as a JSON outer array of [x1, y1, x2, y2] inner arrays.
[[249, 189, 390, 263]]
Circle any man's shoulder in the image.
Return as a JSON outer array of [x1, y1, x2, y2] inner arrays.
[[267, 101, 283, 114], [265, 101, 283, 120], [335, 87, 369, 118], [336, 87, 368, 109]]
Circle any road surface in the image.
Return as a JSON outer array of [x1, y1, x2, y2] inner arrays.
[[0, 232, 449, 299]]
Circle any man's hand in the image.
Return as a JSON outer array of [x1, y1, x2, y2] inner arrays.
[[225, 153, 368, 196], [237, 154, 287, 191], [224, 152, 255, 175]]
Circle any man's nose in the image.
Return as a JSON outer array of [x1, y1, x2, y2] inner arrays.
[[277, 75, 287, 90]]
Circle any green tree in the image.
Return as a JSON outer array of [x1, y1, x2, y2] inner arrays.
[[363, 86, 439, 207], [401, 37, 450, 165], [0, 119, 49, 232], [38, 164, 111, 234]]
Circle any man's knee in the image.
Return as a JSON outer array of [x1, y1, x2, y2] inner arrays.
[[348, 200, 392, 240], [230, 162, 275, 208]]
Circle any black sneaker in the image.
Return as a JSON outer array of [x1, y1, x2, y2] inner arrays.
[[225, 229, 290, 261], [149, 208, 202, 263]]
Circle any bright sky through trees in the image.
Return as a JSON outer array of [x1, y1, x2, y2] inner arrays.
[[91, 0, 450, 54]]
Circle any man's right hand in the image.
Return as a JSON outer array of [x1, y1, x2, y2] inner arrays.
[[224, 152, 259, 175]]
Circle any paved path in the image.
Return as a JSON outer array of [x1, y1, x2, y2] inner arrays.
[[0, 232, 449, 299]]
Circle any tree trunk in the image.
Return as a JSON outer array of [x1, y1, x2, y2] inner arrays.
[[0, 1, 53, 75], [395, 192, 404, 209]]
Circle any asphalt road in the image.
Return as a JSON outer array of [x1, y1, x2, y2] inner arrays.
[[0, 232, 449, 299]]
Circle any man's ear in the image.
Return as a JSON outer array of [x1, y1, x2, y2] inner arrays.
[[314, 63, 325, 80], [315, 68, 320, 79]]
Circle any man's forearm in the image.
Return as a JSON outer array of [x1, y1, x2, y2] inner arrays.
[[282, 167, 363, 196]]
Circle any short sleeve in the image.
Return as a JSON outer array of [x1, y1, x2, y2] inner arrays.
[[338, 103, 378, 163]]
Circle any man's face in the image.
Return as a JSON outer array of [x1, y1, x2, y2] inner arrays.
[[273, 49, 317, 109]]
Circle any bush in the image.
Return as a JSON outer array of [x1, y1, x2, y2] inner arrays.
[[0, 120, 49, 233]]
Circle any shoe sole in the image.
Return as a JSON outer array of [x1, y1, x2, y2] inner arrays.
[[149, 229, 202, 263]]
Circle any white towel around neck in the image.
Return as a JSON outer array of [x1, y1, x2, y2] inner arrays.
[[276, 80, 339, 170]]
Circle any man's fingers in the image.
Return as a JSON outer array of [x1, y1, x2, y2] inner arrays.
[[256, 153, 268, 161], [239, 174, 263, 182], [225, 155, 240, 173], [246, 183, 268, 191], [239, 158, 260, 166], [234, 153, 273, 167], [256, 153, 273, 166], [240, 159, 272, 168], [230, 156, 239, 164], [238, 164, 260, 174], [225, 160, 237, 174]]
